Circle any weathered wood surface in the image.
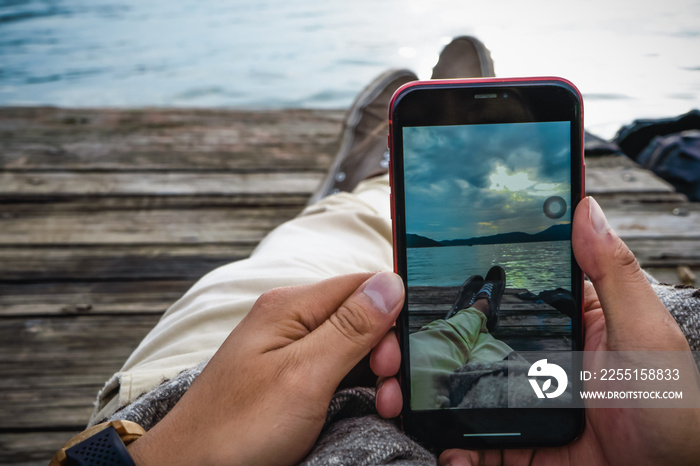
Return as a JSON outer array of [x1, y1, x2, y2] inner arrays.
[[0, 280, 192, 317], [0, 107, 342, 171], [0, 107, 343, 465], [1, 107, 698, 464], [0, 315, 161, 428]]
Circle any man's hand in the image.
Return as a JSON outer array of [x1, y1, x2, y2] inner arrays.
[[440, 197, 700, 465], [127, 271, 405, 465]]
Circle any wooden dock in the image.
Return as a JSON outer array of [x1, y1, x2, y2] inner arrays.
[[1, 107, 698, 464]]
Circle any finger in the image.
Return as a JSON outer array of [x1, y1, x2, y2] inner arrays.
[[439, 448, 540, 466], [375, 377, 402, 419], [302, 271, 405, 391], [439, 448, 500, 466], [370, 328, 400, 378], [246, 273, 375, 352], [583, 280, 599, 313], [571, 197, 671, 331], [254, 273, 374, 329]]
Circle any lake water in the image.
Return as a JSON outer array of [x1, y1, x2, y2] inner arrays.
[[407, 241, 571, 293], [1, 0, 699, 138]]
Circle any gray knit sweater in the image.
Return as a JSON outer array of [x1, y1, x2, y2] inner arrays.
[[105, 282, 700, 465]]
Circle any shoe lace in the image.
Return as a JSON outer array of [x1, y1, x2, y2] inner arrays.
[[468, 282, 493, 307]]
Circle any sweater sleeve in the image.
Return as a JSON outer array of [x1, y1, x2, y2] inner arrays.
[[101, 278, 699, 465], [652, 283, 700, 351]]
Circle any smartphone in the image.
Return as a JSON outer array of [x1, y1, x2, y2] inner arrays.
[[389, 77, 584, 450]]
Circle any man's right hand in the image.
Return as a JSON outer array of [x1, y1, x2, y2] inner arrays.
[[440, 197, 700, 466]]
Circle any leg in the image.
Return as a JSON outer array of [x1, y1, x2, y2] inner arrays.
[[409, 308, 512, 410], [408, 267, 512, 410], [89, 70, 417, 424]]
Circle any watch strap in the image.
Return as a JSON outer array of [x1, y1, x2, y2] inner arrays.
[[50, 420, 146, 466], [65, 426, 136, 466]]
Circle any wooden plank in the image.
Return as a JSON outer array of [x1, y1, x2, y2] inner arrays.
[[584, 155, 640, 170], [0, 194, 311, 210], [605, 204, 700, 239], [624, 238, 700, 267], [586, 166, 675, 195], [497, 335, 572, 352], [0, 107, 343, 171], [497, 313, 570, 326], [0, 383, 115, 430], [584, 155, 687, 203], [0, 280, 191, 317], [0, 315, 160, 429], [492, 325, 572, 337], [0, 302, 167, 317], [0, 431, 80, 466], [0, 245, 251, 281], [591, 191, 689, 206], [0, 172, 321, 197], [0, 206, 300, 245], [408, 286, 529, 304]]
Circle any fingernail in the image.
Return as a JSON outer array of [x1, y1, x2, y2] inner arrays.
[[588, 196, 610, 235], [363, 272, 404, 314]]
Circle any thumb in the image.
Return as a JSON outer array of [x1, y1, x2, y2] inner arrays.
[[303, 271, 404, 389], [572, 197, 681, 347]]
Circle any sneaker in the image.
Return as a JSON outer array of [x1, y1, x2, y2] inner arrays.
[[308, 69, 418, 204], [445, 275, 484, 320], [469, 265, 506, 332], [431, 36, 495, 79]]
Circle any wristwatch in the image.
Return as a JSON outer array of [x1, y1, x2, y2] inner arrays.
[[50, 420, 146, 466]]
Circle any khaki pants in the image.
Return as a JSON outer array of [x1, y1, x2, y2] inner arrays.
[[409, 309, 512, 410], [90, 174, 394, 425], [89, 173, 512, 424]]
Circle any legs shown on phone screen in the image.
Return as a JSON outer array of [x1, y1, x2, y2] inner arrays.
[[409, 267, 512, 410]]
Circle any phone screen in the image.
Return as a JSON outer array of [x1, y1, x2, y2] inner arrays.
[[404, 120, 574, 409], [390, 79, 584, 449]]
